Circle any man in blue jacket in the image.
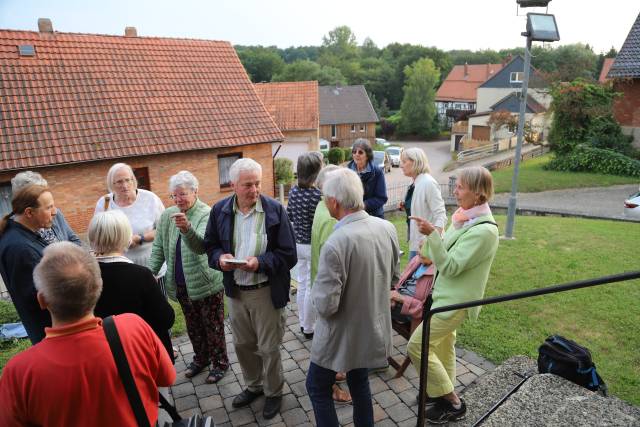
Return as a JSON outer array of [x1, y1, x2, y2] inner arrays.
[[204, 158, 297, 420]]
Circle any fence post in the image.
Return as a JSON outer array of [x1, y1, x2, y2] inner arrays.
[[448, 176, 456, 198], [278, 183, 285, 205]]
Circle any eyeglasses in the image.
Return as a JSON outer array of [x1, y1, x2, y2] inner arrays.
[[114, 178, 134, 186], [352, 149, 365, 155], [169, 192, 193, 200]]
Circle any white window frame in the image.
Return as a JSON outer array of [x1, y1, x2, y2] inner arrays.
[[0, 182, 12, 217], [350, 124, 356, 133], [510, 72, 524, 83], [331, 125, 337, 139], [359, 124, 366, 132], [218, 153, 242, 188]]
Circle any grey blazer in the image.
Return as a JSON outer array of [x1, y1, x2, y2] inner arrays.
[[310, 210, 400, 372]]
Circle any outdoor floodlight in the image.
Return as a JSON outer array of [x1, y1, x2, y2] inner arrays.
[[526, 13, 560, 42], [517, 0, 552, 7]]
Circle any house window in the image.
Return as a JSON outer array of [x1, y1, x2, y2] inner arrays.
[[0, 182, 11, 217], [350, 124, 356, 133], [359, 124, 366, 132], [219, 153, 242, 188], [133, 167, 150, 191], [331, 125, 337, 139], [454, 103, 462, 110], [510, 72, 524, 83]]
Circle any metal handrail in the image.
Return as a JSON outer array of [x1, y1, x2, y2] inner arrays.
[[416, 270, 640, 426]]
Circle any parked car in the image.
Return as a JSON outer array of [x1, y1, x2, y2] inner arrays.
[[385, 146, 403, 167], [373, 150, 391, 173], [319, 138, 330, 151], [623, 189, 640, 220], [375, 138, 391, 148]]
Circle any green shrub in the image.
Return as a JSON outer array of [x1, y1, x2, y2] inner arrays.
[[0, 300, 19, 323], [274, 158, 294, 184], [545, 145, 640, 177], [341, 147, 352, 162], [321, 150, 329, 164], [327, 148, 345, 165]]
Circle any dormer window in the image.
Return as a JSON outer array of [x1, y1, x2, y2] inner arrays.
[[510, 72, 524, 83]]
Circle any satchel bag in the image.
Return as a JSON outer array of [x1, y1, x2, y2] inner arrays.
[[103, 316, 214, 427]]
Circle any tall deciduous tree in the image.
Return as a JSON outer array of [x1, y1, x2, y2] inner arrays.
[[272, 60, 347, 86], [399, 58, 440, 138], [236, 46, 285, 83]]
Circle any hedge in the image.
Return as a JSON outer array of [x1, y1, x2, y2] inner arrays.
[[545, 145, 640, 178]]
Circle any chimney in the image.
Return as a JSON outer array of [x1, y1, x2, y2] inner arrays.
[[464, 62, 469, 78], [38, 18, 53, 33], [125, 27, 137, 37]]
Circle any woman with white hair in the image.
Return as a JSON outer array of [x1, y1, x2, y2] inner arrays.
[[149, 171, 228, 384], [400, 148, 447, 259], [94, 163, 165, 273], [90, 210, 175, 361]]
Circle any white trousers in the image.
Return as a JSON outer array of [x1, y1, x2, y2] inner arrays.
[[295, 243, 315, 334]]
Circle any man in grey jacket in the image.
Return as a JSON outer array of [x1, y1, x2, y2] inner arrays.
[[306, 168, 400, 427]]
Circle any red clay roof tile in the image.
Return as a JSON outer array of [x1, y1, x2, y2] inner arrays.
[[0, 29, 283, 171], [254, 81, 319, 131], [436, 63, 503, 102]]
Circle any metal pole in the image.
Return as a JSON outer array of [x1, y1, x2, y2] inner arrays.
[[504, 36, 533, 239]]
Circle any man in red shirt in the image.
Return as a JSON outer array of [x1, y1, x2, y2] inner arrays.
[[0, 242, 176, 427]]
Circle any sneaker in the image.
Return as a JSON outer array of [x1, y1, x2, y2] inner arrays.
[[426, 398, 466, 424]]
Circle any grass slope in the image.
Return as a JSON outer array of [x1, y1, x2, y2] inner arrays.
[[492, 154, 638, 193]]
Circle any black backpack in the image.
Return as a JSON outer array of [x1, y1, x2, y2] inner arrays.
[[538, 335, 607, 395]]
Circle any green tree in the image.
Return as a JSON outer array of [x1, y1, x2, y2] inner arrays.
[[272, 60, 347, 86], [321, 25, 358, 60], [236, 46, 285, 83], [398, 58, 440, 138], [281, 45, 320, 63], [360, 37, 380, 59]]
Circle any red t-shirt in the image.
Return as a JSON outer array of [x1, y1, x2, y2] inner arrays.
[[0, 314, 176, 427]]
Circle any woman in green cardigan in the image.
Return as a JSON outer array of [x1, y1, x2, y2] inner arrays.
[[149, 171, 228, 384], [406, 166, 499, 423]]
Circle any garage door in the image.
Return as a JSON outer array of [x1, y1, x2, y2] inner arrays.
[[472, 125, 491, 141], [272, 140, 310, 169]]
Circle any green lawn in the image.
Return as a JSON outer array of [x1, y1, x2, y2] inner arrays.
[[492, 154, 638, 193], [389, 213, 640, 405]]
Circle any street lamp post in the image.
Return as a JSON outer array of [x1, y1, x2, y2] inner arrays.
[[504, 9, 559, 239]]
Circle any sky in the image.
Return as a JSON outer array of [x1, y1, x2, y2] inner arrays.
[[0, 0, 637, 54]]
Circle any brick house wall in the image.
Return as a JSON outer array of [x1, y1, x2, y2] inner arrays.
[[0, 143, 274, 234], [319, 123, 376, 148], [612, 79, 640, 147]]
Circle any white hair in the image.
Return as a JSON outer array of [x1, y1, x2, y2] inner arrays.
[[169, 170, 199, 193], [88, 210, 132, 255], [106, 163, 137, 193], [229, 158, 262, 184], [316, 165, 340, 190], [11, 171, 48, 193], [322, 168, 364, 211]]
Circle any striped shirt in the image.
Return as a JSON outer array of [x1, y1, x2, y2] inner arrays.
[[233, 196, 268, 286]]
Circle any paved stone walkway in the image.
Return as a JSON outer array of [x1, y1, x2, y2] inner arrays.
[[162, 299, 496, 426]]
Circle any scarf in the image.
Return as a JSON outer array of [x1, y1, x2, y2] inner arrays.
[[452, 203, 491, 229]]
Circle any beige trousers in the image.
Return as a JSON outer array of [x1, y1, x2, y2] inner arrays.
[[229, 285, 286, 397]]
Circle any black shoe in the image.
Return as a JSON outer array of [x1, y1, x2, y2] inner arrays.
[[418, 394, 445, 407], [263, 395, 282, 419], [426, 398, 466, 424], [232, 389, 263, 408], [303, 332, 314, 340]]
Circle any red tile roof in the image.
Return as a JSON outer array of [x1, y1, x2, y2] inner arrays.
[[254, 81, 319, 131], [436, 63, 503, 102], [599, 57, 615, 83], [0, 30, 283, 171]]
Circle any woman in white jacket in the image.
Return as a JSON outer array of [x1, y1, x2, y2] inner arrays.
[[400, 148, 447, 258]]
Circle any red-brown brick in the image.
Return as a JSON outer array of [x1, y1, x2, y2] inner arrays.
[[0, 144, 275, 234]]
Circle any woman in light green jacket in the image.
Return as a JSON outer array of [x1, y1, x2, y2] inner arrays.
[[149, 171, 227, 384], [405, 166, 499, 424]]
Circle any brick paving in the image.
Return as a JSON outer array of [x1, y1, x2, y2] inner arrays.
[[162, 299, 496, 426]]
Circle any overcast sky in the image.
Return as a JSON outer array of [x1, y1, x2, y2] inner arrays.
[[1, 0, 637, 54]]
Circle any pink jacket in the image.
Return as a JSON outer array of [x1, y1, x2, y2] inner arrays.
[[395, 256, 435, 320]]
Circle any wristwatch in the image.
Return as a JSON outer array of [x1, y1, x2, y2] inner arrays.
[[138, 233, 145, 244]]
